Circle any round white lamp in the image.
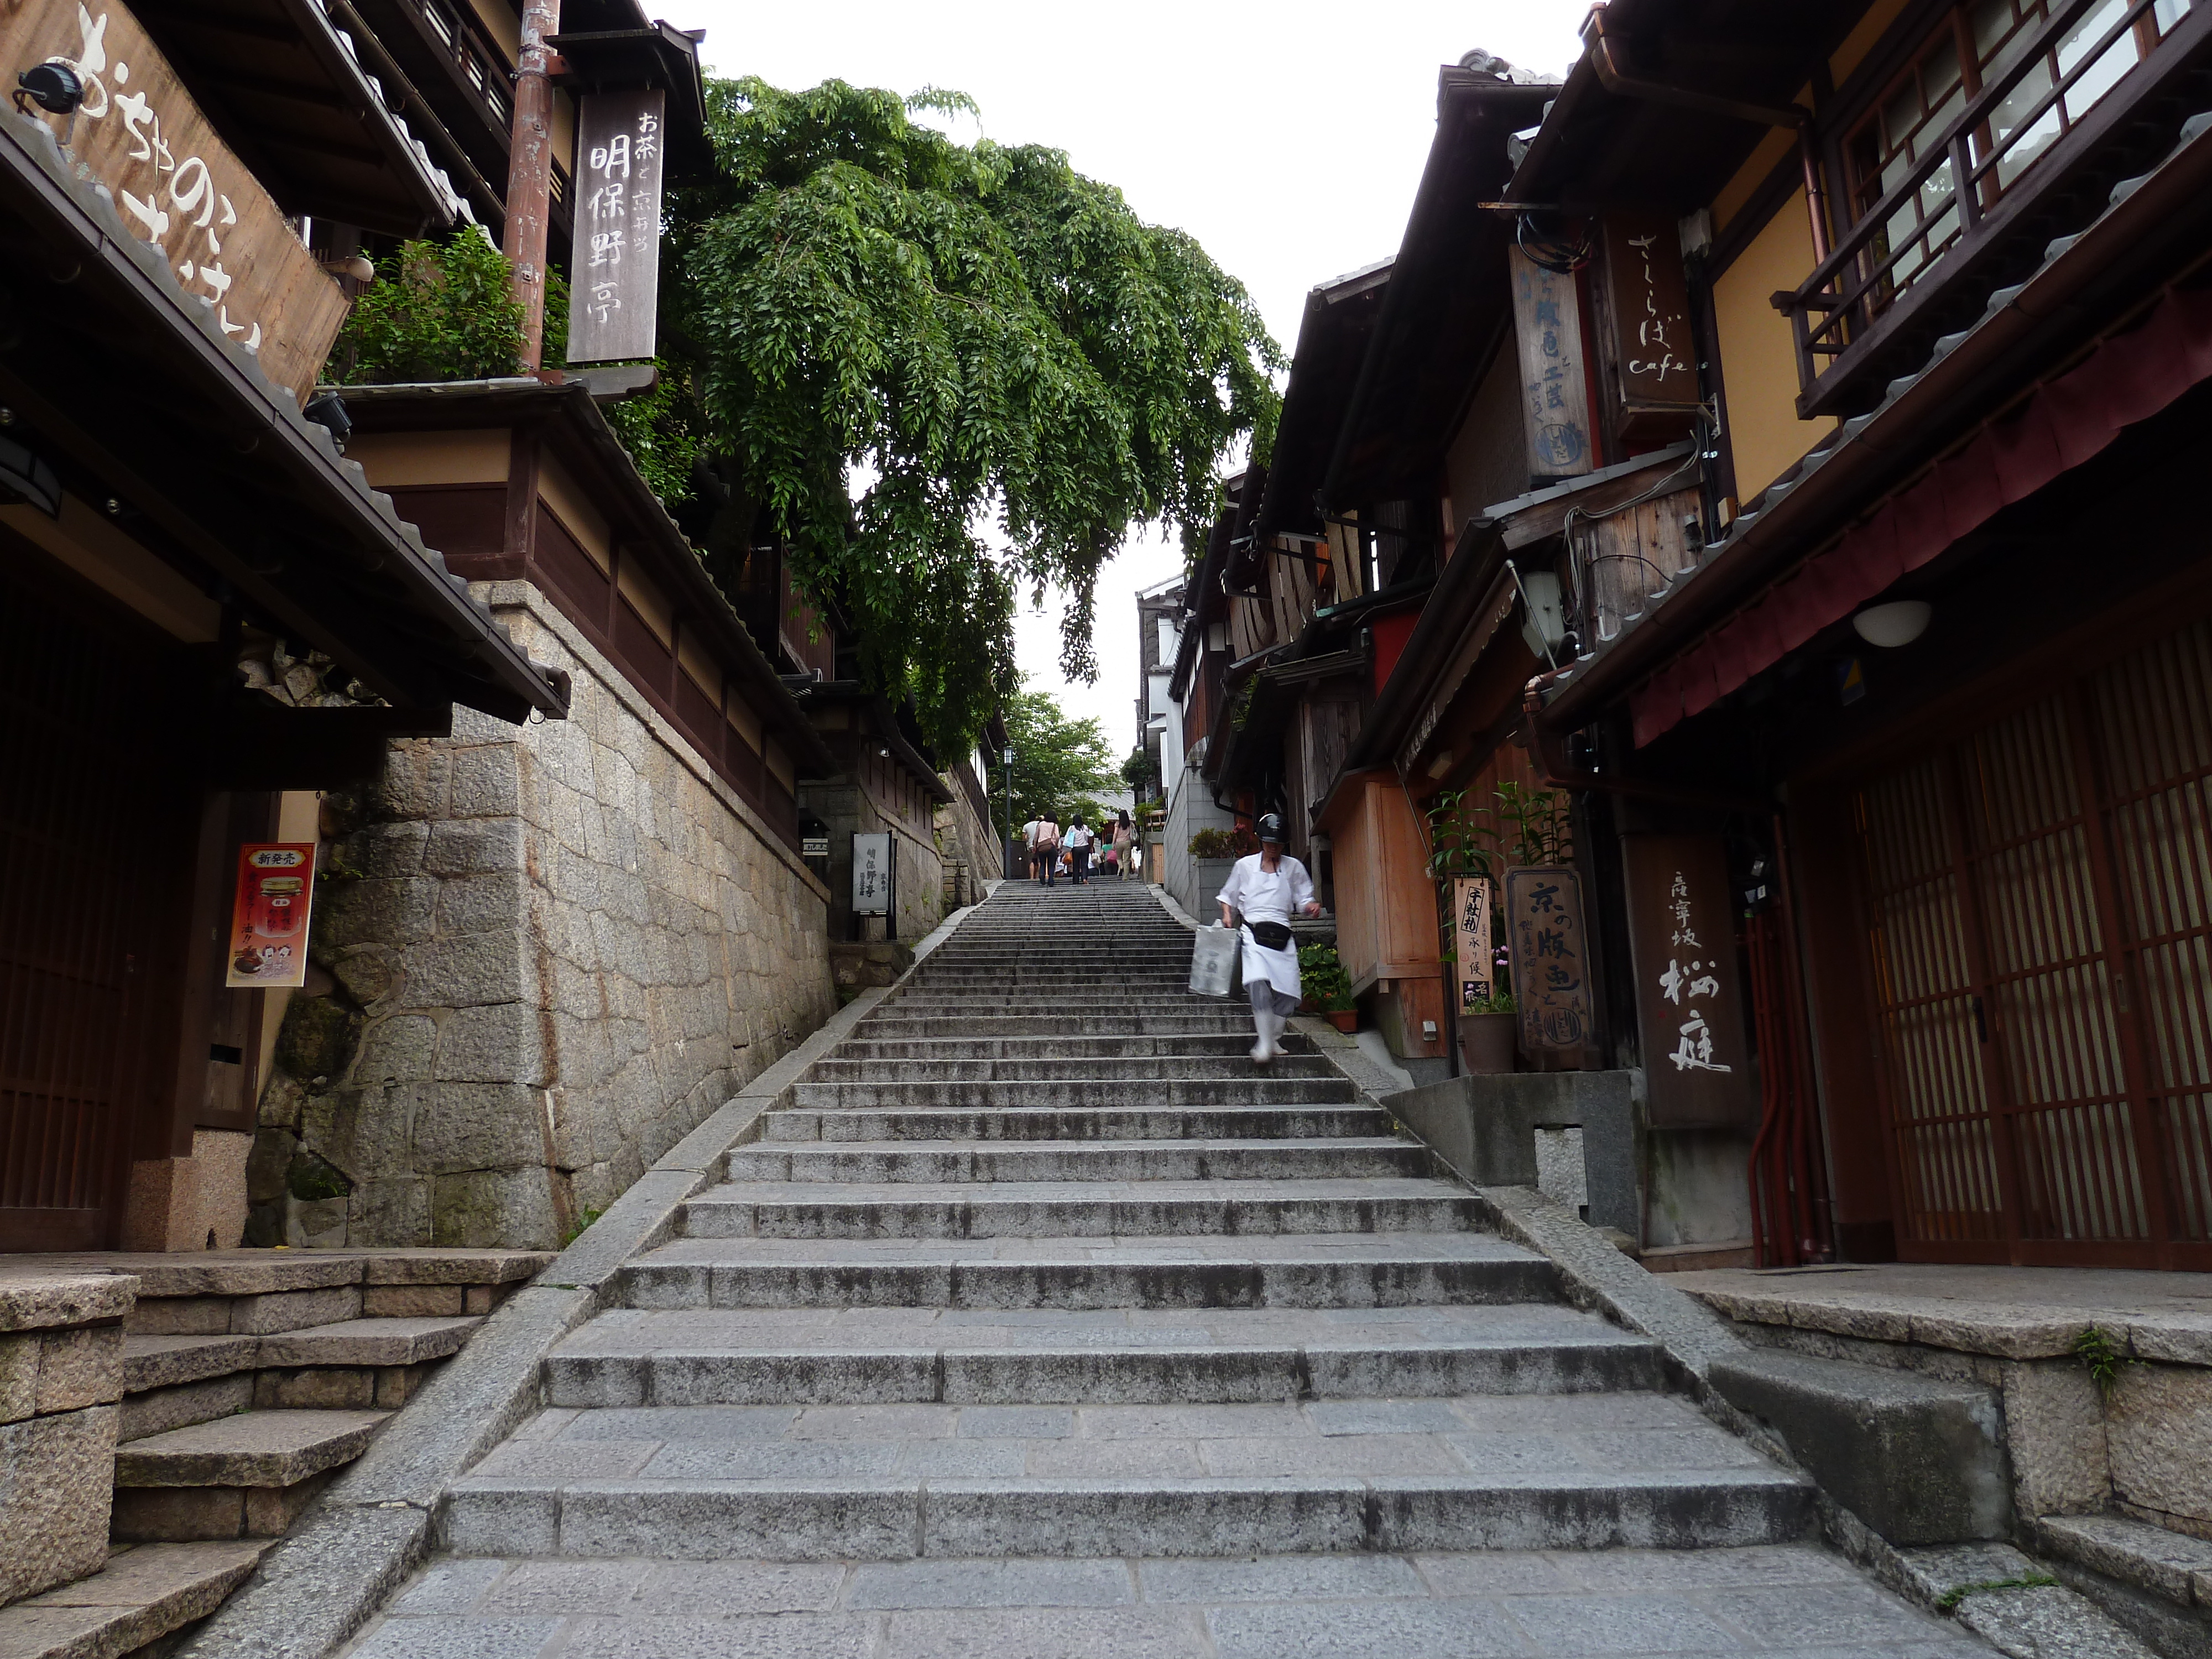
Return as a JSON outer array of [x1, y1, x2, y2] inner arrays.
[[1852, 600, 1932, 649]]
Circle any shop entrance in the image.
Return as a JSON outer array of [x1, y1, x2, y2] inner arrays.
[[1853, 616, 2212, 1268]]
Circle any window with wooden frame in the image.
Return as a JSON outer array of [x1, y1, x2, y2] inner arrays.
[[1841, 0, 2190, 314]]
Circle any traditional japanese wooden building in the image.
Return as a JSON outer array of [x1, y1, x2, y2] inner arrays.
[[1514, 0, 2212, 1270]]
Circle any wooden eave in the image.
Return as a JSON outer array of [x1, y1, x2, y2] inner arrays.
[[334, 377, 834, 771], [0, 122, 563, 723], [792, 681, 955, 804]]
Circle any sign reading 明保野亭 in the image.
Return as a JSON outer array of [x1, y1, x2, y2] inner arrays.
[[852, 832, 892, 919], [566, 88, 666, 364]]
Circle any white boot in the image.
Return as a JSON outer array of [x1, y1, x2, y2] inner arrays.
[[1250, 1011, 1274, 1064]]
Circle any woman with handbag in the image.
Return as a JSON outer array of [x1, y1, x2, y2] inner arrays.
[[1215, 813, 1321, 1063], [1112, 811, 1134, 881]]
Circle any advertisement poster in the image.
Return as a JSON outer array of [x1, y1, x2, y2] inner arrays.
[[225, 843, 316, 988]]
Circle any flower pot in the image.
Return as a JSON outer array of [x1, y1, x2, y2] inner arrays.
[[1458, 1010, 1517, 1074], [1327, 1009, 1358, 1034]]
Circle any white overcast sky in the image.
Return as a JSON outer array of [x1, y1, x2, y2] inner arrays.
[[685, 0, 1593, 758]]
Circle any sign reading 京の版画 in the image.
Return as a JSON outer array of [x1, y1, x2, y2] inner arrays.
[[0, 0, 347, 402], [851, 832, 893, 919], [1503, 865, 1593, 1061], [567, 88, 666, 364], [1507, 246, 1594, 480], [1452, 877, 1495, 1010], [1622, 834, 1752, 1128]]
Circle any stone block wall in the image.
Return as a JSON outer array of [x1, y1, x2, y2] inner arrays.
[[1164, 769, 1236, 920], [0, 1274, 131, 1605], [248, 586, 835, 1249]]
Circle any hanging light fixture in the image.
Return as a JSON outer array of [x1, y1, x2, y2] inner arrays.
[[1852, 600, 1932, 649]]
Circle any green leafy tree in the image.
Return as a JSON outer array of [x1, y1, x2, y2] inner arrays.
[[330, 231, 529, 384], [1120, 744, 1154, 797], [985, 687, 1116, 839], [669, 79, 1281, 757]]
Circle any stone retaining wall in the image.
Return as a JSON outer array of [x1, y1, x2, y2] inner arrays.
[[0, 1274, 132, 1605], [248, 585, 835, 1250]]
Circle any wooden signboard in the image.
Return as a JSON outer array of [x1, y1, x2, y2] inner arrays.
[[566, 88, 666, 363], [1507, 247, 1594, 480], [1504, 865, 1594, 1058], [1452, 876, 1495, 1010], [1, 0, 347, 403], [1622, 834, 1754, 1128], [1600, 215, 1699, 441]]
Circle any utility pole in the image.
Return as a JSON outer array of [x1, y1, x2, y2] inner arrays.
[[504, 0, 561, 371], [1003, 744, 1015, 881]]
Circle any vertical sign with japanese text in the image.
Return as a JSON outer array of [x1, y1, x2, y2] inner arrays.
[[1504, 865, 1594, 1060], [1507, 246, 1594, 480], [851, 831, 892, 918], [1, 0, 347, 401], [1453, 877, 1495, 1010], [566, 88, 665, 363], [1601, 215, 1699, 429], [225, 843, 316, 988], [1623, 836, 1752, 1128]]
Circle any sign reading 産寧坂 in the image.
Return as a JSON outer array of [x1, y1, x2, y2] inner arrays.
[[566, 88, 666, 364], [225, 843, 317, 989], [1452, 876, 1495, 1010], [1507, 246, 1593, 479], [851, 832, 893, 919], [1, 0, 347, 403], [1622, 835, 1752, 1128], [1503, 865, 1593, 1058]]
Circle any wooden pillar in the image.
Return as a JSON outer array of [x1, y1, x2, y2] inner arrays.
[[503, 0, 562, 370]]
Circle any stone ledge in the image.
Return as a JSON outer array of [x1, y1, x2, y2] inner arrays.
[[0, 1275, 137, 1333], [0, 1541, 268, 1659], [2034, 1511, 2212, 1608], [122, 1336, 260, 1395], [256, 1318, 480, 1370], [114, 1410, 387, 1490]]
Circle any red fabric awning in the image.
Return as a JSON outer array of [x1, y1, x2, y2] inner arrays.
[[1631, 283, 2212, 747]]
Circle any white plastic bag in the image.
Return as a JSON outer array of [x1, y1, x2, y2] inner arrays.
[[1189, 924, 1238, 997]]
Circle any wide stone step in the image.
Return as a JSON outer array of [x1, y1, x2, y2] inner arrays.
[[787, 1079, 1357, 1110], [545, 1305, 1662, 1405], [761, 1105, 1386, 1143], [445, 1394, 1812, 1559], [620, 1233, 1555, 1311], [680, 1177, 1481, 1240], [802, 1056, 1341, 1082], [723, 1137, 1428, 1186], [833, 1034, 1283, 1060], [855, 1016, 1272, 1039]]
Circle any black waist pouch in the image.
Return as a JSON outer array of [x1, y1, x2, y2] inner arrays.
[[1248, 920, 1293, 950]]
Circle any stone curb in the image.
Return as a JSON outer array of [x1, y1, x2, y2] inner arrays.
[[179, 978, 912, 1659]]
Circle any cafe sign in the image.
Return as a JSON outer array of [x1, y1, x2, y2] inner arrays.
[[3, 0, 347, 403], [566, 88, 665, 364]]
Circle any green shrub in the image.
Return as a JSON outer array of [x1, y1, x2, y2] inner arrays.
[[1299, 942, 1354, 1012]]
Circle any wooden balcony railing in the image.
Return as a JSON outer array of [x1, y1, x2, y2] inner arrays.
[[1776, 0, 2200, 415]]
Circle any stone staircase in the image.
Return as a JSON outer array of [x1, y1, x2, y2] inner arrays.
[[0, 1248, 544, 1659], [438, 882, 1823, 1571]]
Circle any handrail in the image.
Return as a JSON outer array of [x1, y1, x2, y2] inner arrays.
[[1776, 0, 2162, 371]]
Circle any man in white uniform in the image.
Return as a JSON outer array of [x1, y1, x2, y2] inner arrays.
[[1216, 813, 1322, 1063]]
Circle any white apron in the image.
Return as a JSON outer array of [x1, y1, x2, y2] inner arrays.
[[1217, 854, 1315, 1002]]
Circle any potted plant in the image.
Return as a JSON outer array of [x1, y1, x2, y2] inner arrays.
[[1424, 781, 1576, 1074], [1298, 942, 1358, 1032]]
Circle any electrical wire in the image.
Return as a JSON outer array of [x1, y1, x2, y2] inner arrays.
[[1514, 211, 1593, 274]]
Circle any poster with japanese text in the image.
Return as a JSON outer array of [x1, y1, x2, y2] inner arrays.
[[225, 843, 316, 988], [1621, 835, 1752, 1128], [1503, 865, 1594, 1059]]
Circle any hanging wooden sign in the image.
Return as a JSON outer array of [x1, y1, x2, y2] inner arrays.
[[1504, 864, 1594, 1057], [1507, 247, 1594, 479], [1452, 875, 1495, 1010], [1623, 834, 1754, 1128], [1600, 215, 1699, 441], [1, 0, 346, 403], [566, 87, 666, 364]]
